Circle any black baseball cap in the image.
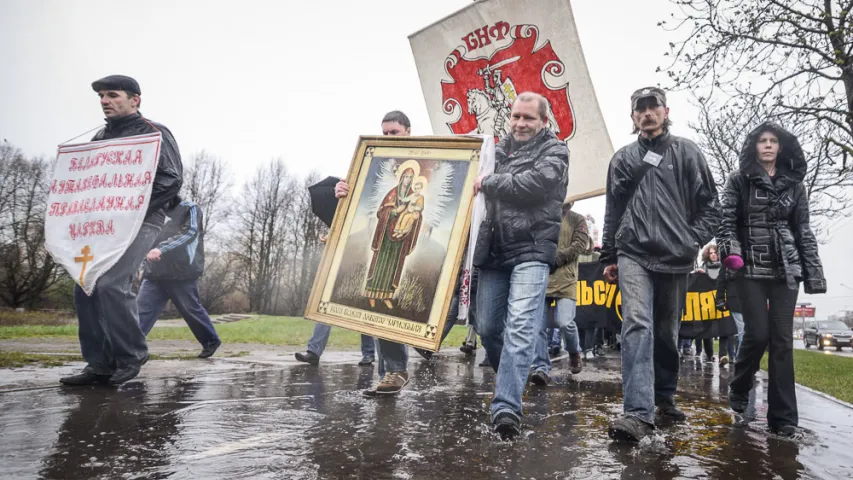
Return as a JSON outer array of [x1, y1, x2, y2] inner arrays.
[[631, 87, 666, 111], [91, 75, 141, 96]]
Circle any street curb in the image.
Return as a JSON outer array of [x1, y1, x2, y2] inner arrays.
[[758, 366, 853, 411], [795, 381, 853, 411]]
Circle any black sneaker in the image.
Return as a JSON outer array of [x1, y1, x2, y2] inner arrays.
[[771, 424, 800, 438], [459, 342, 476, 355], [295, 351, 320, 365], [548, 346, 561, 357], [414, 348, 434, 361], [108, 355, 147, 385], [357, 355, 375, 366], [493, 412, 521, 441], [478, 356, 491, 367], [656, 401, 687, 422], [530, 370, 550, 386], [729, 390, 748, 413], [199, 339, 221, 358], [60, 367, 110, 386], [608, 416, 654, 443]]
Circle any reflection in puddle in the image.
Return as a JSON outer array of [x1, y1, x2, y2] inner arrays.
[[0, 354, 849, 479]]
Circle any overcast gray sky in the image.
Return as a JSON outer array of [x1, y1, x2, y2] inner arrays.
[[1, 0, 851, 317]]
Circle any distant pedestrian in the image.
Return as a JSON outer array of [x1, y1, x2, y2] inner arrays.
[[138, 199, 222, 359]]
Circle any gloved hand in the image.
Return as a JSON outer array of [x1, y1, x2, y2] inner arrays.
[[804, 279, 827, 295], [722, 255, 744, 271]]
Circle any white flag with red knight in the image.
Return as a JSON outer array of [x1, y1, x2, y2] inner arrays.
[[44, 133, 161, 295], [408, 0, 613, 201]]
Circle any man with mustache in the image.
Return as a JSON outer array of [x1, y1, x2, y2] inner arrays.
[[472, 92, 569, 440], [60, 75, 183, 386], [600, 87, 720, 442]]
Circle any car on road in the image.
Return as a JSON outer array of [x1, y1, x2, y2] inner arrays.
[[803, 320, 853, 351], [793, 327, 804, 340]]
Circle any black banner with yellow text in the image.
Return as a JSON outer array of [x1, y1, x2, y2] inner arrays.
[[574, 262, 737, 338]]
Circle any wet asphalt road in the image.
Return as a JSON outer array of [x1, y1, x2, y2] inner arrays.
[[1, 349, 852, 480], [794, 339, 853, 358]]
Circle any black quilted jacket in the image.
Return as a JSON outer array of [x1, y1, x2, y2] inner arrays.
[[716, 122, 826, 293], [474, 128, 569, 271]]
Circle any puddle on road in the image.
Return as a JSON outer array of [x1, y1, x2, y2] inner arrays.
[[0, 353, 850, 479]]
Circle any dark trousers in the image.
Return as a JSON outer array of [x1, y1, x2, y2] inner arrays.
[[75, 225, 158, 374], [695, 337, 713, 357], [138, 279, 220, 348], [719, 336, 736, 359], [730, 278, 799, 428]]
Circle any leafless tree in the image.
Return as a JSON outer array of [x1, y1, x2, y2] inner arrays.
[[691, 96, 853, 239], [232, 159, 296, 313], [662, 0, 853, 237], [275, 172, 327, 314], [0, 145, 59, 307], [197, 250, 240, 314], [180, 150, 233, 241]]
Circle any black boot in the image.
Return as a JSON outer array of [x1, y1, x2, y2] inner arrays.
[[656, 400, 687, 422], [295, 351, 320, 365], [199, 339, 222, 358], [493, 412, 521, 441], [108, 355, 148, 385], [608, 416, 654, 442], [60, 367, 110, 386]]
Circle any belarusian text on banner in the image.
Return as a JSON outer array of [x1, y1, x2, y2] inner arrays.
[[44, 133, 161, 295]]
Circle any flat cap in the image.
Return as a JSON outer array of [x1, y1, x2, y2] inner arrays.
[[630, 86, 666, 110], [91, 75, 141, 95]]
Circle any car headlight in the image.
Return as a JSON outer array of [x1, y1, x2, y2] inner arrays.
[[823, 333, 834, 338]]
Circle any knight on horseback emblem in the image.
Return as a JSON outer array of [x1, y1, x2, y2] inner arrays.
[[441, 22, 575, 143]]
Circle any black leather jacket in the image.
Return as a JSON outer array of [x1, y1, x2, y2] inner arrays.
[[716, 122, 826, 293], [600, 132, 720, 273], [92, 113, 183, 227], [474, 128, 569, 270]]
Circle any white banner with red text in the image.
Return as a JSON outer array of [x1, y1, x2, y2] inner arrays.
[[44, 133, 161, 295]]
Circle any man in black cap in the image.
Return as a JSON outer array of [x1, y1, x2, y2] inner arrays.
[[600, 86, 720, 441], [60, 74, 183, 386]]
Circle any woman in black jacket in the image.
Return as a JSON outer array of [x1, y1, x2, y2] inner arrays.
[[716, 121, 826, 437]]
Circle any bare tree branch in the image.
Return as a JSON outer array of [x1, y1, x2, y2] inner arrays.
[[663, 0, 853, 239]]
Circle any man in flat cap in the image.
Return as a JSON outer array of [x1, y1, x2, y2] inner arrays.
[[60, 75, 183, 386], [600, 87, 719, 441]]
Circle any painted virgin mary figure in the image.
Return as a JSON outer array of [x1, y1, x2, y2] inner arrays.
[[364, 164, 424, 309]]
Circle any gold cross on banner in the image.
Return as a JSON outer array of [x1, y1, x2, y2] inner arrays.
[[74, 245, 93, 287]]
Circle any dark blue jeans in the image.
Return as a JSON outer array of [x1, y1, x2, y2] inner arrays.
[[477, 262, 550, 422], [75, 224, 159, 374], [138, 279, 220, 348], [306, 323, 375, 358], [618, 256, 688, 425]]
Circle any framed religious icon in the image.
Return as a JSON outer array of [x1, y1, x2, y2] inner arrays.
[[305, 135, 482, 351]]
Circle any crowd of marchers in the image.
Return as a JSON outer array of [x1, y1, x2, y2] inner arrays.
[[60, 75, 825, 443]]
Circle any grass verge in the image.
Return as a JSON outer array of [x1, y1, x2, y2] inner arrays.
[[0, 351, 251, 368], [0, 316, 471, 348], [761, 349, 853, 405], [0, 352, 82, 368]]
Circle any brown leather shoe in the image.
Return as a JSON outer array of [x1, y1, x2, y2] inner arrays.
[[570, 353, 583, 374]]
